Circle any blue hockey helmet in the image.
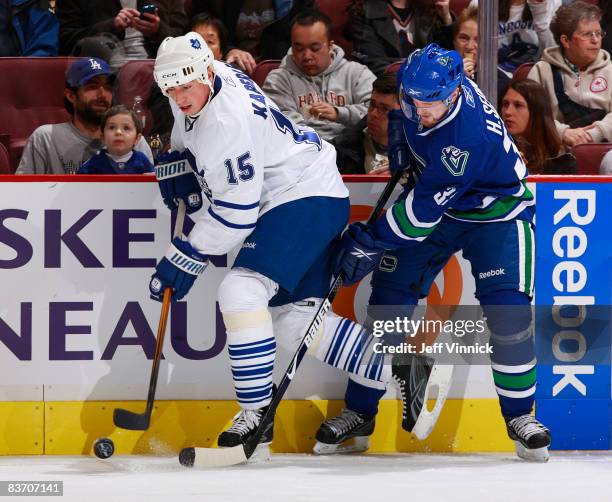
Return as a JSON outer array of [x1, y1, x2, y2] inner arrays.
[[399, 44, 463, 120]]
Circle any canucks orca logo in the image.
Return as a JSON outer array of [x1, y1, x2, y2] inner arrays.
[[190, 38, 202, 50], [441, 146, 469, 176], [438, 55, 452, 68]]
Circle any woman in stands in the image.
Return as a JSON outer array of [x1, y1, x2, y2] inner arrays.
[[452, 5, 511, 104], [349, 0, 455, 75], [500, 78, 575, 174]]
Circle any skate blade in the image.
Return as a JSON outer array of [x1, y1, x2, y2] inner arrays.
[[188, 443, 270, 468], [313, 436, 369, 455], [515, 441, 550, 463], [411, 363, 454, 440]]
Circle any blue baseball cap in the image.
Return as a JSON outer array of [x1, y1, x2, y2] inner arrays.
[[66, 57, 114, 88]]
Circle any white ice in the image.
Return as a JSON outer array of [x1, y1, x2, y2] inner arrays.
[[0, 452, 610, 502]]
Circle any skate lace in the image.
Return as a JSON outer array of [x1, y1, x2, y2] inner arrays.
[[326, 409, 364, 435], [226, 409, 261, 435], [392, 375, 408, 419], [509, 415, 548, 440]]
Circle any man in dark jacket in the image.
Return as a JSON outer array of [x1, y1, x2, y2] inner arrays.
[[55, 0, 187, 65], [332, 72, 401, 174], [192, 0, 314, 74], [0, 0, 58, 56]]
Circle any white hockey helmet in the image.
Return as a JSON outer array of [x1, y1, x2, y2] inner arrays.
[[154, 32, 215, 97]]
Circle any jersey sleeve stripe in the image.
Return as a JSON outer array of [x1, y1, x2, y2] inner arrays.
[[392, 202, 437, 239], [208, 207, 257, 229], [385, 208, 428, 242], [405, 190, 440, 228], [214, 199, 260, 210]]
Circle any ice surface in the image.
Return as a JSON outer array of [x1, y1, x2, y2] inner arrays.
[[0, 452, 609, 502]]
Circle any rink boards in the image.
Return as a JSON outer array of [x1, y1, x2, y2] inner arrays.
[[0, 175, 611, 454]]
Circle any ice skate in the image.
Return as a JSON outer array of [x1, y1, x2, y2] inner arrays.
[[313, 408, 375, 454], [217, 406, 275, 463], [506, 414, 551, 462]]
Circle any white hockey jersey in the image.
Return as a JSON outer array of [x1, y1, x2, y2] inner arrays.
[[170, 61, 348, 256]]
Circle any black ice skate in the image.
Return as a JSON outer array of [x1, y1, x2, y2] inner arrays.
[[217, 406, 275, 462], [313, 408, 375, 454], [505, 414, 551, 462], [391, 353, 454, 439]]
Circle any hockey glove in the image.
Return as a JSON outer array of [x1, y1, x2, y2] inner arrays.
[[155, 150, 203, 214], [149, 238, 208, 302], [388, 109, 409, 173], [334, 223, 388, 286]]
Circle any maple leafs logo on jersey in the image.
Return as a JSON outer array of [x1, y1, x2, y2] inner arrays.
[[190, 38, 202, 50], [440, 146, 469, 176]]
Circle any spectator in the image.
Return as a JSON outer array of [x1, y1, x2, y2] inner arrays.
[[331, 72, 401, 174], [192, 0, 314, 74], [468, 0, 558, 73], [453, 6, 511, 104], [263, 10, 376, 142], [0, 0, 59, 56], [55, 0, 187, 68], [190, 12, 228, 60], [16, 58, 152, 174], [528, 0, 611, 147], [500, 78, 575, 174], [78, 105, 154, 174], [349, 0, 455, 76]]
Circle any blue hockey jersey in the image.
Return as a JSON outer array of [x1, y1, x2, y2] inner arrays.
[[376, 77, 534, 247], [78, 149, 154, 175]]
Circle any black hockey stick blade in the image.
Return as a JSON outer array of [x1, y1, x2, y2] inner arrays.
[[113, 407, 152, 431], [179, 173, 403, 468]]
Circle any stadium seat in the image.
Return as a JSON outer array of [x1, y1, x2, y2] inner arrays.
[[384, 61, 403, 74], [450, 0, 470, 15], [572, 143, 612, 175], [253, 60, 281, 87], [0, 143, 11, 174], [513, 62, 535, 80], [115, 59, 155, 136], [315, 0, 353, 57], [0, 57, 74, 170]]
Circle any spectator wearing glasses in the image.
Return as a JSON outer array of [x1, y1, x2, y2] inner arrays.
[[331, 72, 401, 174], [528, 0, 612, 147]]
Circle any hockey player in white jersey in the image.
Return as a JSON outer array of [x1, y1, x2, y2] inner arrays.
[[149, 32, 403, 460]]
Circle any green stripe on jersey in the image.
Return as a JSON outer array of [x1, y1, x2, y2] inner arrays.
[[392, 202, 436, 239]]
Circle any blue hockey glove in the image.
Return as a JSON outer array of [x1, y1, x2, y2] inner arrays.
[[149, 238, 208, 301], [388, 109, 409, 173], [155, 151, 203, 214], [334, 223, 388, 286]]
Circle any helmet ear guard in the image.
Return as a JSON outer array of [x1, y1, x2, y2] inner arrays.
[[154, 32, 215, 98]]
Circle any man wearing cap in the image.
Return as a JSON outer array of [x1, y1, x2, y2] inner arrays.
[[16, 57, 153, 174]]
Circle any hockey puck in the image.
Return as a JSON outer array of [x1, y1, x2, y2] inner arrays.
[[179, 447, 195, 467], [93, 437, 115, 459]]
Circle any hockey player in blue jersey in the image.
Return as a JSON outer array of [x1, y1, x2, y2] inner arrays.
[[78, 105, 154, 175], [326, 44, 551, 462], [146, 32, 418, 462]]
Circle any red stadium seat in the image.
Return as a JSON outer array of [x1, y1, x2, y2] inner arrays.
[[252, 59, 281, 87], [450, 0, 470, 15], [315, 0, 353, 57], [513, 62, 535, 80], [0, 143, 11, 174], [0, 57, 75, 169], [572, 143, 612, 175], [115, 59, 156, 135]]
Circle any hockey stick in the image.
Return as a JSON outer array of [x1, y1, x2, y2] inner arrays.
[[179, 171, 404, 468], [113, 200, 186, 431]]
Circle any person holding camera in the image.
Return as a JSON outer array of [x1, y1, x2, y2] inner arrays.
[[55, 0, 188, 68]]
